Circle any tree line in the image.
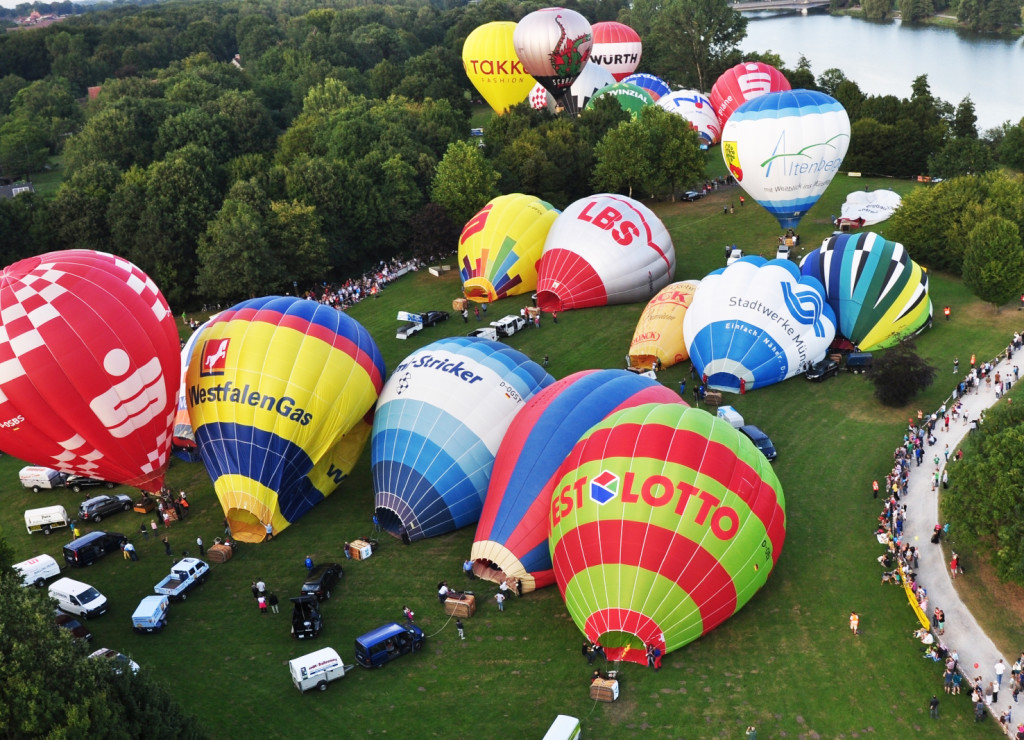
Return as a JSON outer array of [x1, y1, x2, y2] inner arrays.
[[0, 0, 1022, 310]]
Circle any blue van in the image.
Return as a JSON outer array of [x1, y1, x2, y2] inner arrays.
[[62, 531, 128, 567], [355, 622, 424, 668]]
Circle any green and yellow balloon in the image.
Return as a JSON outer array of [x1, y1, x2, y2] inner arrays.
[[548, 404, 785, 664]]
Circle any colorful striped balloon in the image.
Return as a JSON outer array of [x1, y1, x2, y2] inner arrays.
[[472, 370, 684, 593], [549, 403, 786, 665], [372, 337, 553, 541], [187, 296, 385, 542]]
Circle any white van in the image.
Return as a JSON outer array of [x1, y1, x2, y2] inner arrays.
[[24, 505, 70, 535], [289, 647, 349, 692], [543, 715, 581, 740], [716, 405, 745, 429], [20, 466, 66, 492], [14, 554, 61, 588], [49, 577, 108, 619]]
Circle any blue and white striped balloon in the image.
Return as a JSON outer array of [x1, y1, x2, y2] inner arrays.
[[721, 90, 850, 231], [372, 337, 553, 541]]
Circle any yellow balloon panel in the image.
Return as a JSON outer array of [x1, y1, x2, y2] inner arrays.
[[629, 281, 699, 369], [463, 22, 537, 114]]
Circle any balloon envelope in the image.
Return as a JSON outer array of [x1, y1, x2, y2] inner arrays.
[[173, 315, 219, 453], [721, 89, 851, 231], [549, 403, 786, 664], [683, 257, 836, 392], [372, 337, 553, 542], [537, 194, 675, 312], [463, 22, 537, 114], [514, 8, 593, 116], [586, 81, 654, 118], [459, 194, 560, 303], [0, 250, 179, 491], [526, 62, 616, 113], [473, 370, 684, 592], [629, 281, 700, 370], [710, 61, 791, 127], [622, 73, 670, 101], [589, 21, 641, 81], [799, 231, 932, 351], [657, 89, 722, 145], [528, 82, 556, 112], [187, 296, 385, 542]]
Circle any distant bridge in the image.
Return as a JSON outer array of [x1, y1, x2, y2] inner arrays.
[[732, 0, 831, 12]]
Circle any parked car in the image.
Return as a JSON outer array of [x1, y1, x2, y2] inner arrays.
[[727, 247, 744, 265], [845, 352, 873, 374], [65, 475, 116, 493], [291, 595, 323, 639], [55, 613, 92, 642], [62, 531, 128, 568], [422, 310, 449, 327], [78, 494, 133, 523], [132, 595, 169, 634], [776, 243, 791, 261], [467, 327, 498, 341], [805, 357, 840, 381], [738, 424, 778, 462], [355, 621, 425, 668], [49, 577, 108, 618], [682, 190, 704, 201], [154, 557, 210, 601], [490, 315, 526, 337], [301, 562, 343, 601], [89, 648, 140, 674]]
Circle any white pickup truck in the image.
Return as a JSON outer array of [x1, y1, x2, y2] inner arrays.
[[154, 557, 210, 601]]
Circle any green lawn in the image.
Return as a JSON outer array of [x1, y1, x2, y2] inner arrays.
[[2, 174, 1016, 739]]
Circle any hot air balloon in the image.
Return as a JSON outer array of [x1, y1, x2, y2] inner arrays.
[[528, 82, 556, 112], [187, 296, 385, 542], [683, 257, 836, 392], [514, 8, 593, 117], [0, 250, 179, 491], [657, 89, 722, 145], [622, 73, 670, 101], [372, 337, 553, 542], [628, 281, 700, 371], [172, 314, 220, 459], [589, 21, 642, 82], [459, 194, 560, 303], [463, 22, 537, 115], [472, 370, 684, 593], [526, 62, 615, 113], [549, 403, 786, 665], [800, 231, 932, 351], [710, 61, 791, 127], [536, 193, 676, 312], [585, 81, 654, 118], [721, 89, 851, 232]]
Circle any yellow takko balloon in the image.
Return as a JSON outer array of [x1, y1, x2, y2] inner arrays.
[[459, 194, 559, 303], [187, 296, 385, 542], [463, 22, 537, 114], [629, 280, 700, 370]]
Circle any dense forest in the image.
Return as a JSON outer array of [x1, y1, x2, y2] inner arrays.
[[1, 0, 1022, 309]]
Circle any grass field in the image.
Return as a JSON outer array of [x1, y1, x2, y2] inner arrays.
[[2, 174, 1018, 739]]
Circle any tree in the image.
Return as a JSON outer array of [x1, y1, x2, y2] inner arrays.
[[869, 338, 936, 406], [862, 0, 894, 20], [592, 120, 653, 198], [430, 140, 499, 228], [962, 215, 1024, 309], [196, 181, 271, 301], [927, 138, 995, 178], [901, 0, 935, 22], [997, 117, 1024, 170], [952, 96, 979, 139], [637, 105, 705, 199], [817, 68, 847, 97]]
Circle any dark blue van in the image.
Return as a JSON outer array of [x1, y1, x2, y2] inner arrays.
[[355, 622, 424, 668], [62, 531, 128, 567]]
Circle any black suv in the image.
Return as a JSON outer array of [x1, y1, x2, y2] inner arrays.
[[301, 563, 343, 601], [291, 595, 323, 639], [805, 357, 840, 381], [78, 494, 133, 522], [66, 476, 117, 493], [422, 310, 449, 327]]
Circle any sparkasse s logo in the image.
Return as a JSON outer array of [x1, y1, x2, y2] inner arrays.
[[590, 470, 619, 505]]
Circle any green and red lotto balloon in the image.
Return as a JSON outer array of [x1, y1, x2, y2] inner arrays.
[[548, 403, 785, 665]]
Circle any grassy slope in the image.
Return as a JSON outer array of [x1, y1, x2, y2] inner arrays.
[[1, 174, 1017, 740]]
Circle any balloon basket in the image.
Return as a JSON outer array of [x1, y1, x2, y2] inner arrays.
[[590, 678, 619, 702], [444, 594, 475, 618], [207, 544, 233, 563]]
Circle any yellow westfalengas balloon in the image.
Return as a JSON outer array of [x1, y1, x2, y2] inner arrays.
[[459, 193, 559, 303], [186, 296, 385, 542], [463, 22, 537, 114]]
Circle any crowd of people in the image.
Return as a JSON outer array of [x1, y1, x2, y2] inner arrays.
[[871, 332, 1024, 735]]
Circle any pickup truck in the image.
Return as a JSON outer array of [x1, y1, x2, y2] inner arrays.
[[153, 557, 210, 601], [132, 594, 169, 634], [396, 321, 422, 340]]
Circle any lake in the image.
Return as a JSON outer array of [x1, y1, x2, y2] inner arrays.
[[739, 13, 1024, 131]]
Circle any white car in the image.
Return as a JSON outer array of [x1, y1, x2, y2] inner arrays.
[[776, 243, 791, 261], [490, 315, 526, 337], [89, 648, 140, 674], [727, 247, 744, 265]]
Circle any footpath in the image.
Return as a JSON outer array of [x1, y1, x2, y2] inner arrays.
[[902, 349, 1018, 730]]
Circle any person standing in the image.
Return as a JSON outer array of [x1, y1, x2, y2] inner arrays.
[[850, 611, 860, 635], [343, 542, 352, 560], [264, 521, 273, 541], [456, 619, 465, 640], [268, 593, 279, 614], [998, 659, 1007, 687], [256, 579, 267, 598], [196, 536, 204, 557], [257, 595, 267, 614], [403, 605, 415, 623], [463, 559, 474, 580], [251, 581, 260, 600], [140, 523, 149, 540], [305, 555, 314, 574], [930, 695, 940, 719], [495, 592, 505, 612], [162, 536, 172, 556], [954, 356, 959, 374], [124, 542, 138, 561], [150, 519, 159, 538]]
